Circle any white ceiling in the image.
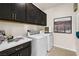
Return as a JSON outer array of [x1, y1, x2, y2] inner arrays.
[[33, 3, 72, 11]]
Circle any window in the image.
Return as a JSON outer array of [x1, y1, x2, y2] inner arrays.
[[54, 16, 72, 34]]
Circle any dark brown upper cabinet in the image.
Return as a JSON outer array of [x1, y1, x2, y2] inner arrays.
[[0, 3, 12, 20], [26, 3, 46, 26], [26, 3, 41, 24], [14, 3, 26, 22], [0, 3, 26, 22], [0, 3, 46, 26]]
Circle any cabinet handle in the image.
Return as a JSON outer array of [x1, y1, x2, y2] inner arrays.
[[12, 13, 14, 19], [15, 46, 23, 51]]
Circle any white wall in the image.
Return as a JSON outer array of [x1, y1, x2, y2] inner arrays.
[[75, 4, 79, 55], [0, 20, 44, 37], [45, 4, 76, 51]]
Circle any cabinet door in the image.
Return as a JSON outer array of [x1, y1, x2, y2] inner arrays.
[[40, 11, 47, 26], [19, 48, 28, 56], [26, 3, 41, 25], [0, 3, 12, 20], [19, 46, 31, 56], [15, 3, 25, 22], [26, 3, 46, 26], [27, 46, 31, 56]]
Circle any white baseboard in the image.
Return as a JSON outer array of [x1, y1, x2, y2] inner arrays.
[[54, 45, 77, 52]]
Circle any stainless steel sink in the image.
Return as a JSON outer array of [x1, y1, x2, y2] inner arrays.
[[8, 37, 24, 42]]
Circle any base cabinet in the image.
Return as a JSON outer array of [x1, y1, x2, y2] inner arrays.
[[10, 46, 31, 56], [19, 46, 31, 56], [0, 41, 31, 56]]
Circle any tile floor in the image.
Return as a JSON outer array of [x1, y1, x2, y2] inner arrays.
[[48, 46, 77, 56]]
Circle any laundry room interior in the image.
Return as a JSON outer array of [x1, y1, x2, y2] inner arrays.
[[0, 3, 79, 56]]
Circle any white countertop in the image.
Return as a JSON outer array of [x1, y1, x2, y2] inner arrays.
[[0, 36, 32, 52]]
